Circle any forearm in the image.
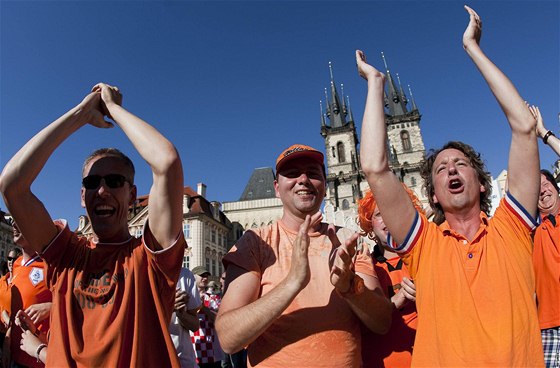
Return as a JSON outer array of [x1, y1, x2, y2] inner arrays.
[[177, 310, 200, 332], [464, 44, 534, 135], [538, 129, 560, 157], [216, 279, 301, 354], [360, 78, 391, 177], [1, 106, 85, 195], [107, 103, 183, 246], [342, 275, 392, 334]]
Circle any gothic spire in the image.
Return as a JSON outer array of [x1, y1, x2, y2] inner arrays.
[[408, 84, 418, 111], [381, 52, 408, 116]]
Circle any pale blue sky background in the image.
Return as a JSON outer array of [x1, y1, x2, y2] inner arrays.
[[1, 1, 558, 229]]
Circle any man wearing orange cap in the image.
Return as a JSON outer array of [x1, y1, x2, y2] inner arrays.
[[216, 144, 391, 367]]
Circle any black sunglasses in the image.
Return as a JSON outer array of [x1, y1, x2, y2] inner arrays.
[[82, 174, 130, 190], [7, 257, 16, 262]]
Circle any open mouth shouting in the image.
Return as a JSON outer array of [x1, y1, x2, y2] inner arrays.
[[448, 178, 464, 193], [94, 204, 117, 218]]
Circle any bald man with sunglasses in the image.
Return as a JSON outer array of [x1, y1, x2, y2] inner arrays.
[[0, 83, 185, 367]]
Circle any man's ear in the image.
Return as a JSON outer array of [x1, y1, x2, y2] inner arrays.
[[274, 180, 280, 199], [80, 187, 86, 208]]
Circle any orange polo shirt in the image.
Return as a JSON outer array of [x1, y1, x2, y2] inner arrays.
[[533, 212, 560, 330], [388, 193, 543, 367]]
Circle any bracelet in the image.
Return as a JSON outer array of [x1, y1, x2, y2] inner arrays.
[[36, 343, 47, 363], [543, 130, 555, 144]]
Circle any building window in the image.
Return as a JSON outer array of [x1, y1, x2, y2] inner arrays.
[[401, 130, 412, 152], [342, 199, 350, 210], [206, 258, 210, 270], [410, 177, 417, 187], [211, 229, 216, 243], [183, 223, 190, 239], [212, 259, 216, 275], [182, 256, 190, 269], [337, 142, 346, 163], [135, 227, 143, 238]]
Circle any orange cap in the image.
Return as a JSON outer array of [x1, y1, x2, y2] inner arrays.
[[275, 144, 324, 173]]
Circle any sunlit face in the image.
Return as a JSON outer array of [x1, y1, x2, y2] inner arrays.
[[431, 148, 485, 215], [370, 205, 389, 248], [195, 273, 210, 289], [7, 250, 17, 272], [538, 174, 560, 216], [81, 155, 136, 243], [274, 158, 326, 218]]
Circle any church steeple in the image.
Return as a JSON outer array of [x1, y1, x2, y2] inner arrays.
[[381, 52, 409, 117], [322, 62, 349, 129]]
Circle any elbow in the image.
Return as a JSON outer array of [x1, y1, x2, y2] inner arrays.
[[215, 315, 242, 354]]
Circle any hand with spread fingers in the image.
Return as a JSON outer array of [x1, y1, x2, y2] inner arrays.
[[463, 5, 482, 50], [328, 226, 360, 294], [24, 302, 51, 326], [288, 212, 323, 291]]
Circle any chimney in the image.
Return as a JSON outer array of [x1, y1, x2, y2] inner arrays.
[[197, 183, 207, 198], [182, 194, 190, 214]]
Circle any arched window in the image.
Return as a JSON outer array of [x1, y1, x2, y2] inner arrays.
[[401, 130, 412, 152], [342, 199, 350, 210], [337, 142, 346, 163]]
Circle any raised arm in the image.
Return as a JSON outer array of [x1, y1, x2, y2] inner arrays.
[[356, 50, 418, 244], [462, 6, 539, 217], [216, 213, 319, 354], [0, 92, 110, 253], [530, 105, 560, 157], [96, 83, 184, 248]]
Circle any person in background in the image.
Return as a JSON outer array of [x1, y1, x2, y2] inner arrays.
[[191, 266, 224, 368], [532, 170, 560, 368], [357, 186, 421, 367]]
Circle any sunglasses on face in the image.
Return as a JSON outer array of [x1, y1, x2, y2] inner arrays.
[[82, 174, 130, 190], [7, 257, 16, 262]]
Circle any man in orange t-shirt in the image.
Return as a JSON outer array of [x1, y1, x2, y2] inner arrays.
[[533, 170, 560, 367], [0, 83, 185, 367], [217, 144, 392, 367], [357, 6, 543, 367]]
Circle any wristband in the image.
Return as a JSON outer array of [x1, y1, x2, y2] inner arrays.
[[36, 343, 47, 363], [543, 130, 555, 144]]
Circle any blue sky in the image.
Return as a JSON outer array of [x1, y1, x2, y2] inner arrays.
[[1, 1, 558, 229]]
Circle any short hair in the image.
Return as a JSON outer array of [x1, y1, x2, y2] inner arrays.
[[82, 148, 135, 184], [357, 183, 424, 239], [420, 141, 492, 225], [8, 247, 22, 257], [540, 169, 559, 194]]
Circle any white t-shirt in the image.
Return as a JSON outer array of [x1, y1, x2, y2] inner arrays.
[[169, 267, 202, 368]]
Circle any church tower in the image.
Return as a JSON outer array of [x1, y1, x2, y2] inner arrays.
[[320, 62, 363, 214], [381, 52, 426, 202], [320, 55, 427, 228]]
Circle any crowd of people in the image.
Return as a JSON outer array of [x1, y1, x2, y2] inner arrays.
[[0, 5, 557, 368]]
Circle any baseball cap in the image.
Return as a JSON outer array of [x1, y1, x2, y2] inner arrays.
[[276, 144, 325, 174], [192, 266, 211, 276]]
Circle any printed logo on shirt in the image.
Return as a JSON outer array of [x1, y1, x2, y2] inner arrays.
[[28, 267, 44, 286], [73, 268, 128, 310]]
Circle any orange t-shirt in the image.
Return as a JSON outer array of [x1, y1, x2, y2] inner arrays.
[[357, 253, 417, 368], [10, 255, 51, 368], [40, 220, 185, 368], [388, 193, 543, 367], [223, 221, 374, 368], [533, 213, 560, 329]]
